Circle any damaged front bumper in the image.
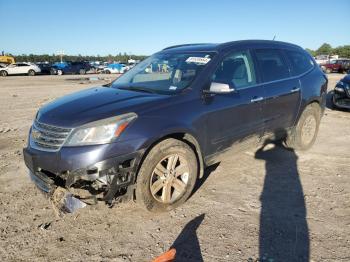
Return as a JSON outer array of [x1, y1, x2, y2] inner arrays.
[[333, 85, 350, 110], [23, 144, 144, 204]]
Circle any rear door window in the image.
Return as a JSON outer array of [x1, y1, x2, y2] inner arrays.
[[285, 50, 314, 76], [212, 50, 256, 89], [254, 49, 290, 82]]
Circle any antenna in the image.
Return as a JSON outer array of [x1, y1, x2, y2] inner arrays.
[[272, 35, 276, 41]]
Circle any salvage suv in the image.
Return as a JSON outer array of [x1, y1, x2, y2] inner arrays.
[[23, 40, 327, 212]]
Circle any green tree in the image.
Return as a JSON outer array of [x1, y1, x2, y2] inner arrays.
[[305, 48, 316, 57], [333, 45, 350, 58], [316, 43, 332, 55]]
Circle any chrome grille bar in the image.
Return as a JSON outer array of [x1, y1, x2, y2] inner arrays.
[[30, 120, 72, 152]]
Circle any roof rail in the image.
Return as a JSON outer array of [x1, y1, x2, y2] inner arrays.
[[162, 43, 211, 50]]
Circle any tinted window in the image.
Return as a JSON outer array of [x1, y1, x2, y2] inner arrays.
[[255, 49, 290, 82], [212, 50, 256, 89], [285, 50, 314, 76]]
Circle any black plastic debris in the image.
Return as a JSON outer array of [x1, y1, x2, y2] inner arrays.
[[38, 222, 51, 230]]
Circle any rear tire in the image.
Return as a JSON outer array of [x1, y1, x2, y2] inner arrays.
[[28, 69, 35, 76], [326, 68, 332, 74], [0, 70, 7, 77], [57, 69, 63, 75], [79, 69, 86, 75], [285, 103, 321, 151], [136, 138, 198, 212]]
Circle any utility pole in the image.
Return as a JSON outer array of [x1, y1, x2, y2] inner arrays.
[[56, 50, 65, 63]]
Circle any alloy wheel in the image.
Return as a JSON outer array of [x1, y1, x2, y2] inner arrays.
[[150, 154, 190, 204]]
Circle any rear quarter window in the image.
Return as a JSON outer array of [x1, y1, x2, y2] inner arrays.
[[285, 50, 314, 76], [254, 49, 290, 82]]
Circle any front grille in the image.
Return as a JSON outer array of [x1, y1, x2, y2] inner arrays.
[[30, 121, 72, 152], [345, 86, 350, 98]]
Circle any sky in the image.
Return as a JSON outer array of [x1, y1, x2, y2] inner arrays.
[[1, 0, 349, 56]]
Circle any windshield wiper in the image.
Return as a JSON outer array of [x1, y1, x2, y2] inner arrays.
[[118, 86, 157, 94]]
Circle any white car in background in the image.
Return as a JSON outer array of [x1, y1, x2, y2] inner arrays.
[[103, 63, 128, 74], [0, 62, 41, 77]]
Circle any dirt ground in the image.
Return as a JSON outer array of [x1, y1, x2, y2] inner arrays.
[[0, 73, 349, 262]]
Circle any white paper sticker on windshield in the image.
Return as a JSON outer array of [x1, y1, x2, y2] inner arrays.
[[186, 57, 211, 64], [169, 86, 177, 90]]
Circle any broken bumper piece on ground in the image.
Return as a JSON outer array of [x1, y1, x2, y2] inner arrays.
[[50, 187, 87, 215]]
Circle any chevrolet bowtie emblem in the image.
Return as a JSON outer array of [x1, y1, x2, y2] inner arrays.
[[31, 129, 41, 140]]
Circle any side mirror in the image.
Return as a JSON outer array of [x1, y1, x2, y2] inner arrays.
[[204, 82, 235, 95]]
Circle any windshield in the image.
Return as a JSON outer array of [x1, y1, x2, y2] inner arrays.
[[111, 52, 215, 94]]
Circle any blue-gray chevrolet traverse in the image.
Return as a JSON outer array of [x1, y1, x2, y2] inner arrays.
[[23, 40, 328, 212]]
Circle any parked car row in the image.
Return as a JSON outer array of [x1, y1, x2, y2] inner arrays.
[[0, 61, 134, 77]]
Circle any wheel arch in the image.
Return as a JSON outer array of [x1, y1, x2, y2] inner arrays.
[[293, 99, 322, 129], [304, 99, 322, 112], [136, 132, 205, 181]]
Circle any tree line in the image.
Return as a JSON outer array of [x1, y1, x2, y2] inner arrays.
[[5, 43, 350, 63], [9, 52, 148, 63], [306, 43, 350, 58]]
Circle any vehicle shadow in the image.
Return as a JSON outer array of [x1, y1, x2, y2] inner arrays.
[[255, 138, 309, 261], [191, 163, 220, 198], [170, 213, 205, 262]]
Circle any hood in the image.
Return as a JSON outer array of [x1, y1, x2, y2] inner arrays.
[[37, 86, 168, 127]]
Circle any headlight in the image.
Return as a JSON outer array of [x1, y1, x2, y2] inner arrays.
[[334, 86, 345, 93], [335, 81, 349, 93], [65, 113, 137, 146]]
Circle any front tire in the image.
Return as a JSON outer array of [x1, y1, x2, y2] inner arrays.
[[57, 69, 63, 75], [285, 103, 321, 151], [0, 70, 7, 77], [136, 138, 198, 212], [79, 69, 86, 75], [28, 69, 35, 76]]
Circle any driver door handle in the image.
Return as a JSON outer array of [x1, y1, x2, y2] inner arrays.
[[251, 96, 264, 103], [291, 87, 300, 93]]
